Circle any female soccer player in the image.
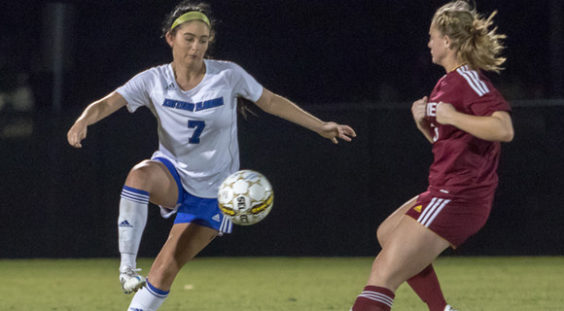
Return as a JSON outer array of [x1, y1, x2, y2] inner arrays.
[[350, 1, 513, 311], [67, 1, 356, 310]]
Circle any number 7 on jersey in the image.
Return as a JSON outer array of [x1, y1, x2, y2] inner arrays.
[[188, 120, 205, 144]]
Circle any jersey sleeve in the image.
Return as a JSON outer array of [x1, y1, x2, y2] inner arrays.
[[467, 93, 511, 117], [115, 70, 154, 113], [229, 63, 263, 102], [438, 72, 511, 117]]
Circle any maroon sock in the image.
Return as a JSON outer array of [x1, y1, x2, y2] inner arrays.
[[407, 265, 447, 311], [351, 286, 395, 311]]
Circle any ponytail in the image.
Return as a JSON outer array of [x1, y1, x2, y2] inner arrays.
[[432, 1, 506, 72]]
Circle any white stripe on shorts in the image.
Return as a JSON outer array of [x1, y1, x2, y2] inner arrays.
[[219, 215, 233, 234], [418, 197, 438, 224], [418, 197, 451, 228]]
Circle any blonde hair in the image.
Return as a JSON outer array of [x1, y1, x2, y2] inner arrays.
[[432, 1, 506, 72]]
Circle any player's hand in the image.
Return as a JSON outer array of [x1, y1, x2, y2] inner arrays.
[[411, 96, 427, 124], [436, 102, 457, 125], [67, 120, 88, 148], [319, 122, 356, 144]]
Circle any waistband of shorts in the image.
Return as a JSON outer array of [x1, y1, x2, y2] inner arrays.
[[427, 185, 495, 202]]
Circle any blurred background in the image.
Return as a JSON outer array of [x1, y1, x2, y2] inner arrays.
[[1, 0, 563, 258]]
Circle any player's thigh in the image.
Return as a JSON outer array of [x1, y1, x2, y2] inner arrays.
[[148, 223, 217, 288], [369, 216, 450, 290], [124, 159, 178, 207], [376, 195, 419, 246]]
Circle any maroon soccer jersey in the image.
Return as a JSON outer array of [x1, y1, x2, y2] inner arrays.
[[425, 65, 510, 198]]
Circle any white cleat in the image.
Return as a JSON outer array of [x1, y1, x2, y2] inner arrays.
[[119, 267, 146, 294], [444, 305, 459, 311]]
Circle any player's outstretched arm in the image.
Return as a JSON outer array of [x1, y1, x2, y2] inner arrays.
[[435, 102, 514, 142], [67, 92, 128, 148], [254, 88, 356, 144]]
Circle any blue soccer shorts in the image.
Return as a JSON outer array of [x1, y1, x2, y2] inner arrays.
[[153, 156, 233, 234]]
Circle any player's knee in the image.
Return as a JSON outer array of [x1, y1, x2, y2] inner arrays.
[[126, 160, 157, 185], [376, 224, 387, 247]]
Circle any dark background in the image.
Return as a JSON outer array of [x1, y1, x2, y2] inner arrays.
[[1, 0, 563, 258]]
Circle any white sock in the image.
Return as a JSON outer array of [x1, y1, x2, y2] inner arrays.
[[128, 280, 169, 311], [118, 186, 149, 271]]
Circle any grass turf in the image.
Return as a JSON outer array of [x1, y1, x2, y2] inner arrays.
[[0, 257, 562, 310]]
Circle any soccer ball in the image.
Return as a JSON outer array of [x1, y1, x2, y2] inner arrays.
[[218, 170, 274, 226]]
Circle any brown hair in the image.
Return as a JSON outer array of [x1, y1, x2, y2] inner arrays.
[[161, 1, 215, 39], [237, 97, 259, 120], [432, 0, 506, 72]]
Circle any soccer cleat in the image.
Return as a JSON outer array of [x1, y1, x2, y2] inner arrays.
[[444, 305, 459, 311], [119, 267, 146, 294]]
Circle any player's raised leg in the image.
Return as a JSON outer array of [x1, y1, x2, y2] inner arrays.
[[351, 216, 450, 311], [127, 222, 217, 310], [118, 160, 179, 294]]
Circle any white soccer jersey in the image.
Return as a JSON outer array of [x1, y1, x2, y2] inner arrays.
[[116, 59, 263, 198]]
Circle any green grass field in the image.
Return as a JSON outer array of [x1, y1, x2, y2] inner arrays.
[[0, 257, 562, 311]]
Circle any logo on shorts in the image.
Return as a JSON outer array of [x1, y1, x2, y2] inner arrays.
[[212, 214, 221, 222], [413, 205, 422, 213]]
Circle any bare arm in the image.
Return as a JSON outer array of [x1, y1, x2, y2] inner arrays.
[[411, 96, 434, 143], [67, 92, 128, 148], [436, 102, 514, 142], [254, 88, 356, 144]]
